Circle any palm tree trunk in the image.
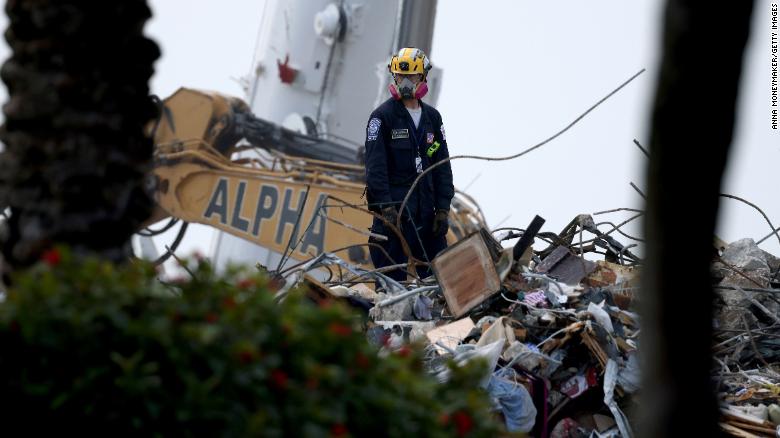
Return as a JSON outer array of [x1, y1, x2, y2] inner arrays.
[[639, 1, 754, 436], [0, 0, 159, 274]]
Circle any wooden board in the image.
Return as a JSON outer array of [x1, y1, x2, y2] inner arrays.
[[719, 422, 763, 438], [432, 231, 500, 318]]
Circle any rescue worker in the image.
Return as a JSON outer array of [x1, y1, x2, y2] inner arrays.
[[364, 47, 454, 282]]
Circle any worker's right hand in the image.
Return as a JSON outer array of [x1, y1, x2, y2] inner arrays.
[[381, 206, 399, 227], [432, 209, 449, 237]]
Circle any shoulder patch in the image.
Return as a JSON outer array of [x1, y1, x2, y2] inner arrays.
[[440, 124, 446, 141], [367, 117, 381, 141]]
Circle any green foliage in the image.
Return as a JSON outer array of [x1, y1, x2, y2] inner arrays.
[[0, 248, 502, 437]]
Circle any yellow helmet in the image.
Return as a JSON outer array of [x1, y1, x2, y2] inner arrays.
[[388, 48, 432, 99], [388, 47, 431, 76]]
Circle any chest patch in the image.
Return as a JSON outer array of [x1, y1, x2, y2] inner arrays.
[[391, 128, 409, 139], [426, 133, 434, 144]]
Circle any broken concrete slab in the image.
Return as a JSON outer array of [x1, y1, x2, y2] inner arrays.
[[370, 292, 414, 320], [425, 317, 475, 354], [349, 283, 379, 302], [722, 238, 772, 271], [714, 238, 771, 286]]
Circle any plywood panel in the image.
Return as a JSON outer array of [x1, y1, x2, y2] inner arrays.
[[432, 232, 500, 318]]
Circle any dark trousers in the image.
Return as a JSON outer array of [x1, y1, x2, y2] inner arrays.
[[368, 214, 447, 283]]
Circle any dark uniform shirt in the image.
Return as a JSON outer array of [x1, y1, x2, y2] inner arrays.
[[364, 97, 454, 219]]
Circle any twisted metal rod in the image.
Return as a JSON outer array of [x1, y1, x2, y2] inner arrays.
[[395, 69, 647, 230]]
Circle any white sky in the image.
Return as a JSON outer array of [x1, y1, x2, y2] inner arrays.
[[1, 1, 778, 260]]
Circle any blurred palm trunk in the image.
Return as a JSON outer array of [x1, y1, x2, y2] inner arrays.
[[640, 1, 754, 436], [0, 0, 159, 276]]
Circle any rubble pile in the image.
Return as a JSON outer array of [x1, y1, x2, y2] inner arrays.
[[712, 238, 780, 437], [278, 214, 780, 437]]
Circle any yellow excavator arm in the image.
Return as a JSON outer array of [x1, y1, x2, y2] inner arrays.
[[147, 88, 486, 268]]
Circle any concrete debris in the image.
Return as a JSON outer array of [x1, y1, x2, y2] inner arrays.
[[720, 238, 771, 280], [425, 317, 475, 354], [279, 213, 780, 437], [709, 239, 780, 437], [369, 291, 415, 320], [348, 283, 379, 302]]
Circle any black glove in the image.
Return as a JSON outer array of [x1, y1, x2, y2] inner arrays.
[[432, 209, 449, 237], [381, 206, 398, 227]]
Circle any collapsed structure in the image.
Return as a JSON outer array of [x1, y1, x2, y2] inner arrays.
[[272, 209, 780, 438]]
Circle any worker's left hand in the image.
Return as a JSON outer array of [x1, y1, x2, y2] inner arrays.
[[432, 210, 449, 237]]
